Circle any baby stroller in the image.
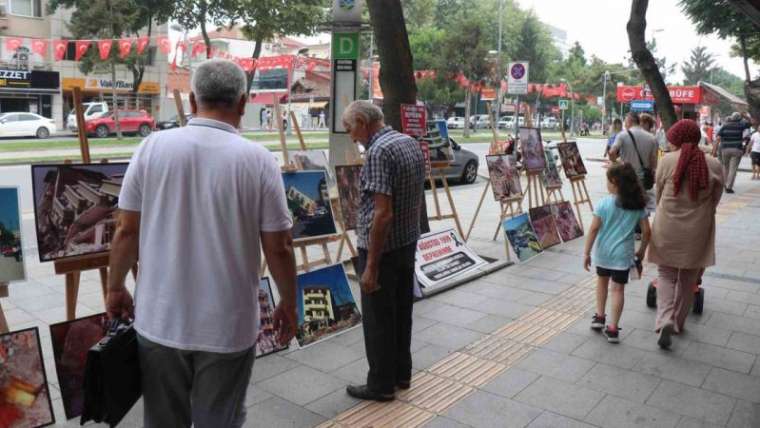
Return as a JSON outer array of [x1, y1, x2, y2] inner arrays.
[[645, 277, 705, 314]]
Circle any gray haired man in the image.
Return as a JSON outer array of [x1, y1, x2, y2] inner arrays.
[[106, 59, 298, 427], [342, 100, 426, 401]]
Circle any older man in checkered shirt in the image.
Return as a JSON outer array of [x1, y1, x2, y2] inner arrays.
[[342, 100, 426, 402]]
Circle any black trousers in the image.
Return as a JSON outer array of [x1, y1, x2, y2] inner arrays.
[[357, 243, 416, 394]]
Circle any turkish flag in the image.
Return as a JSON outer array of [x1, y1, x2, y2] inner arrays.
[[157, 36, 171, 55], [54, 40, 68, 60], [98, 39, 113, 60], [118, 39, 132, 59], [136, 36, 149, 54], [5, 37, 23, 52], [75, 40, 91, 61], [191, 41, 206, 58], [238, 58, 254, 72], [31, 39, 48, 57]]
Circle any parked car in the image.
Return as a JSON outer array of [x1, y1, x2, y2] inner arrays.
[[156, 114, 193, 130], [541, 117, 558, 129], [497, 116, 525, 129], [0, 112, 56, 138], [84, 110, 155, 138], [469, 114, 492, 129], [66, 101, 109, 131], [446, 116, 465, 129], [1, 243, 21, 262]]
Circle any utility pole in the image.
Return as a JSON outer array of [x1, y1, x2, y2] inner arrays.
[[368, 32, 374, 101], [106, 0, 122, 140], [495, 0, 504, 123], [602, 71, 609, 134]]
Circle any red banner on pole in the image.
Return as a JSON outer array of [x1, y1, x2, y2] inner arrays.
[[75, 40, 91, 61], [136, 36, 149, 54], [53, 40, 68, 61], [400, 104, 427, 137], [157, 36, 171, 55], [191, 41, 206, 58], [5, 37, 23, 52], [97, 39, 113, 60], [31, 39, 48, 57], [118, 39, 132, 59]]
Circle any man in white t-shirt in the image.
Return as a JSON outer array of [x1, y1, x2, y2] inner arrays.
[[106, 59, 297, 427], [750, 128, 760, 180], [610, 112, 658, 214]]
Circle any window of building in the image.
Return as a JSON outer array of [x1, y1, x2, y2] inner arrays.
[[9, 0, 42, 17]]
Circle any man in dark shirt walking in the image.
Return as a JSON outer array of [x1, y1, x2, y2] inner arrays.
[[342, 100, 426, 401], [715, 112, 751, 193]]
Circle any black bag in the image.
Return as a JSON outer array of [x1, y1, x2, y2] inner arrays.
[[627, 130, 655, 190], [80, 319, 142, 427]]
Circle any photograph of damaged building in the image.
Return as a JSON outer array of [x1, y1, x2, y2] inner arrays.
[[32, 163, 128, 262]]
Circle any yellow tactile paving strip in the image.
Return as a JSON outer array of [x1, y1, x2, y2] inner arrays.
[[317, 191, 758, 428]]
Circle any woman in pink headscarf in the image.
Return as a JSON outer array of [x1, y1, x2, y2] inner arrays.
[[648, 119, 724, 349]]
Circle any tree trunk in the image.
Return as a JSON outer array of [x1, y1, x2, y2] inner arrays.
[[463, 88, 472, 137], [106, 0, 122, 140], [627, 0, 677, 129], [200, 19, 211, 59], [246, 37, 264, 93], [366, 0, 417, 131], [739, 34, 760, 123]]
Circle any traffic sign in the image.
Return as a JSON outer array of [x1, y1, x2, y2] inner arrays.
[[332, 32, 359, 60], [507, 61, 529, 95], [630, 99, 655, 112], [559, 99, 569, 110]]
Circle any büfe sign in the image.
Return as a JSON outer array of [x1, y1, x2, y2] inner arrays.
[[415, 228, 488, 292], [400, 104, 427, 137], [616, 85, 703, 104]]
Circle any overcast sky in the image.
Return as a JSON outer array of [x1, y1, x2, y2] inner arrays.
[[517, 0, 756, 83]]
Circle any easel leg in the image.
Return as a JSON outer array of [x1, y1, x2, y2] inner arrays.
[[321, 242, 332, 265], [0, 282, 8, 334], [467, 179, 491, 241], [65, 272, 81, 321], [99, 267, 108, 306], [345, 233, 357, 257], [493, 202, 506, 241], [441, 175, 465, 238], [299, 245, 310, 272], [581, 179, 594, 211], [429, 176, 442, 219]]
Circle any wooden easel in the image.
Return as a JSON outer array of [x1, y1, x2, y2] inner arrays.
[[569, 176, 593, 231], [492, 196, 524, 241], [0, 282, 8, 333], [524, 171, 547, 209], [428, 164, 465, 238], [173, 89, 187, 126], [545, 185, 566, 204]]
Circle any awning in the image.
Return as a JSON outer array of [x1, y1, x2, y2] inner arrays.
[[699, 81, 748, 108], [249, 92, 287, 105]]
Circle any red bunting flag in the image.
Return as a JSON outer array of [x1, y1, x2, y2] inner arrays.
[[238, 58, 255, 72], [5, 37, 23, 52], [31, 39, 48, 57], [53, 40, 68, 61], [75, 40, 91, 61], [191, 41, 206, 58], [97, 39, 113, 60], [118, 39, 132, 59], [136, 36, 149, 54], [157, 36, 171, 55]]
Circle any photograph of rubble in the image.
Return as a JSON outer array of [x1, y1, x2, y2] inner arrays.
[[0, 187, 24, 282], [282, 171, 338, 240], [32, 163, 128, 262], [256, 278, 289, 358], [0, 327, 55, 428], [295, 264, 361, 347]]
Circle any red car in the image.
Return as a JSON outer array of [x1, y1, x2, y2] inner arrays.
[[85, 110, 155, 138]]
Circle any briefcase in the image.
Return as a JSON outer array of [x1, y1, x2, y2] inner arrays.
[[80, 319, 142, 427]]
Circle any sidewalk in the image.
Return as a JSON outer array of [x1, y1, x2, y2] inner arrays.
[[1, 147, 759, 427]]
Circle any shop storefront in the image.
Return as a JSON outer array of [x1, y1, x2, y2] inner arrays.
[[61, 77, 161, 121], [0, 69, 60, 118]]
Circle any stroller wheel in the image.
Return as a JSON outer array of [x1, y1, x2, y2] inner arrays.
[[646, 282, 657, 308], [693, 287, 704, 315]]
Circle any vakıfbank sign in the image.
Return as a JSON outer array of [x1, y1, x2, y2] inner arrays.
[[62, 77, 160, 94]]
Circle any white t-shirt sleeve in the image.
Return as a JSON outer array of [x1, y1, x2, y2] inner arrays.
[[119, 141, 146, 212], [259, 155, 293, 232]]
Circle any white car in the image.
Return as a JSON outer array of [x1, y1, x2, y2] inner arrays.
[[446, 116, 465, 129], [67, 102, 109, 131], [0, 112, 56, 138]]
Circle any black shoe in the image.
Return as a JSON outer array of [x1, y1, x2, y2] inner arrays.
[[658, 323, 674, 349], [346, 384, 394, 402], [604, 326, 620, 344], [726, 188, 735, 194], [396, 380, 411, 390], [590, 314, 606, 331]]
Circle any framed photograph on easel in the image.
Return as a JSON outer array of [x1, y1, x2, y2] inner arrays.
[[0, 187, 25, 282], [281, 170, 338, 240], [519, 127, 546, 172]]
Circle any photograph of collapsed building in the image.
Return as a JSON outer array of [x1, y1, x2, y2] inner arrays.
[[296, 264, 361, 347], [282, 171, 338, 240], [255, 278, 289, 358], [32, 163, 128, 262]]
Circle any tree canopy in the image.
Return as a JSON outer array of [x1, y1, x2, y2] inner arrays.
[[682, 46, 716, 84]]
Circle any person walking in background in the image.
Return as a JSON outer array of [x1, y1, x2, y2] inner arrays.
[[342, 101, 426, 402], [648, 120, 723, 349], [749, 127, 760, 180], [584, 163, 650, 344], [714, 112, 751, 193], [639, 113, 656, 134], [604, 118, 623, 159], [106, 59, 298, 427]]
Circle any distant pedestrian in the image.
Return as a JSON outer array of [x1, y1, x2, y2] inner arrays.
[[750, 128, 760, 180], [318, 111, 326, 128], [342, 100, 426, 402], [605, 118, 623, 159], [648, 120, 723, 349], [611, 112, 658, 220], [584, 163, 650, 343], [639, 113, 655, 134], [715, 112, 751, 193]]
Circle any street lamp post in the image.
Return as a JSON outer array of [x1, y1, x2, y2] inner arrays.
[[495, 0, 504, 124], [602, 70, 609, 134], [561, 78, 575, 136]]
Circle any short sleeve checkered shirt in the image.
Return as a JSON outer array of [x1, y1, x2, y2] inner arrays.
[[357, 126, 426, 252]]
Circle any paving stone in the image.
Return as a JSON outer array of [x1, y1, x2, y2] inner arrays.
[[414, 323, 484, 351], [682, 341, 755, 373], [258, 366, 347, 406], [430, 288, 490, 308], [414, 299, 452, 316], [725, 290, 760, 306], [646, 380, 735, 425], [412, 343, 455, 371], [727, 399, 760, 428], [514, 376, 604, 420], [578, 363, 661, 403], [726, 331, 760, 355], [244, 384, 273, 407], [675, 416, 723, 428], [527, 412, 596, 428], [420, 304, 489, 326], [422, 416, 473, 428], [541, 332, 590, 354], [632, 351, 712, 387], [285, 340, 365, 373], [412, 314, 439, 333], [679, 323, 731, 347], [571, 338, 649, 370], [585, 395, 681, 428], [477, 298, 534, 318], [330, 357, 368, 384], [702, 367, 760, 403], [621, 328, 690, 355], [326, 325, 364, 347], [445, 390, 542, 428], [243, 396, 326, 427], [481, 367, 540, 399], [515, 348, 596, 383], [465, 314, 512, 334], [305, 388, 361, 419]]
